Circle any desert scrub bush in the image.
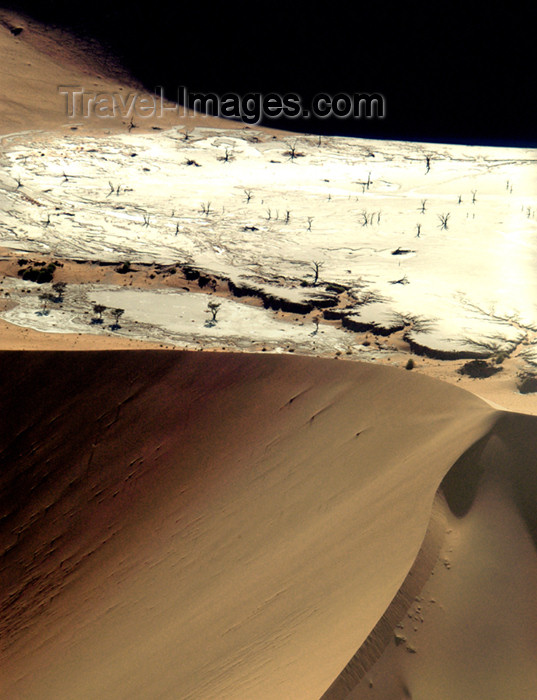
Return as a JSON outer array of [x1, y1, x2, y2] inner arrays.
[[457, 359, 502, 379], [405, 358, 415, 370], [517, 372, 537, 394], [116, 261, 131, 274], [18, 262, 56, 283]]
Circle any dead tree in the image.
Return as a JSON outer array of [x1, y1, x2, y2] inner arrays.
[[438, 213, 450, 230], [310, 260, 324, 285]]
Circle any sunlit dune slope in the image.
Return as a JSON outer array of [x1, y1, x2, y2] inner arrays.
[[0, 9, 133, 134], [0, 350, 516, 699], [0, 9, 241, 135], [323, 415, 537, 700]]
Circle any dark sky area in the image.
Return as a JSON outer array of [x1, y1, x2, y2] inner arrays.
[[5, 1, 536, 146]]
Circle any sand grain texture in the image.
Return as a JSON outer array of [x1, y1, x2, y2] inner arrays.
[[323, 417, 537, 700], [4, 351, 528, 699]]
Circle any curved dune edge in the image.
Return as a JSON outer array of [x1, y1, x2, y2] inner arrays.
[[0, 11, 272, 137], [322, 413, 537, 699], [320, 491, 449, 699], [1, 350, 530, 699]]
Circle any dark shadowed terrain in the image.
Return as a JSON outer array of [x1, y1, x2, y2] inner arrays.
[[2, 0, 535, 146]]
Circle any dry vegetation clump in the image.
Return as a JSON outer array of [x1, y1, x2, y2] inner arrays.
[[17, 261, 57, 283], [457, 359, 503, 379], [517, 372, 537, 394]]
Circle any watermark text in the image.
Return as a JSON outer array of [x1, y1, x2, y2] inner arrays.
[[58, 86, 386, 125]]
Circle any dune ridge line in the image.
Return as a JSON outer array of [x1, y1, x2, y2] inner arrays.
[[5, 350, 531, 699]]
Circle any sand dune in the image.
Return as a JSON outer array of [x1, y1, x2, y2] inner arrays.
[[3, 350, 535, 699], [323, 413, 537, 699], [1, 10, 536, 699], [0, 9, 244, 136]]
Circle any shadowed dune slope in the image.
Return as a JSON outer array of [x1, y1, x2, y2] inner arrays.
[[0, 10, 245, 136], [0, 10, 131, 134], [1, 350, 529, 699]]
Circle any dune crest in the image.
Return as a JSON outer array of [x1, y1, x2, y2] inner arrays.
[[323, 412, 537, 699], [1, 350, 510, 699]]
